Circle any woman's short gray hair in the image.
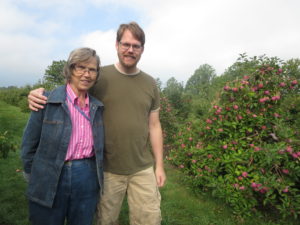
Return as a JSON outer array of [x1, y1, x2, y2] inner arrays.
[[63, 47, 100, 82]]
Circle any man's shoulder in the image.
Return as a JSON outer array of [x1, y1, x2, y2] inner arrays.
[[100, 64, 115, 72], [139, 70, 153, 78], [139, 70, 157, 85]]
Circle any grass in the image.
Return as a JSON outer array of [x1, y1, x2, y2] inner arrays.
[[0, 101, 28, 136], [158, 164, 235, 225], [0, 101, 29, 225], [0, 100, 298, 225]]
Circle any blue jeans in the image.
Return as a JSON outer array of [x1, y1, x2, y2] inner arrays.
[[29, 158, 99, 225]]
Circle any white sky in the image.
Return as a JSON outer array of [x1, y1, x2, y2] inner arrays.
[[0, 0, 299, 87]]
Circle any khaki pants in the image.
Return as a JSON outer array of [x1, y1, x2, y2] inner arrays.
[[96, 166, 161, 225]]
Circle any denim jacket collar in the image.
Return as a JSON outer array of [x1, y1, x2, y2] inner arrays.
[[46, 85, 104, 108]]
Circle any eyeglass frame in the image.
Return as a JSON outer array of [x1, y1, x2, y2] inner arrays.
[[119, 41, 143, 51], [73, 64, 98, 75]]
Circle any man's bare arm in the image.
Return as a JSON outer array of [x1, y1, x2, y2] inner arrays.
[[28, 88, 47, 111], [149, 110, 166, 187]]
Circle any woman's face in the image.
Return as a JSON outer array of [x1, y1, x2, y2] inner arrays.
[[69, 57, 98, 95]]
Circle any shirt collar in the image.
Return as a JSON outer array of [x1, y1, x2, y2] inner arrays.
[[66, 83, 89, 107]]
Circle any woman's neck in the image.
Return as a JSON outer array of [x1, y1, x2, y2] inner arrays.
[[69, 83, 87, 108]]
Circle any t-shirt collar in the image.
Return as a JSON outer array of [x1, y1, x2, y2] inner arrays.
[[114, 63, 140, 76]]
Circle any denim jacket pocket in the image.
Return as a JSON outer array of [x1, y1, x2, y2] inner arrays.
[[40, 119, 64, 149]]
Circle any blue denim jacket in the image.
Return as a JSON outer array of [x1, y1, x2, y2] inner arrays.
[[21, 85, 104, 208]]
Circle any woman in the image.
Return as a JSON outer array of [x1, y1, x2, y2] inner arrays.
[[21, 47, 104, 225]]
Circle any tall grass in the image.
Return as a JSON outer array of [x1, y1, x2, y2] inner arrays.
[[0, 100, 298, 225]]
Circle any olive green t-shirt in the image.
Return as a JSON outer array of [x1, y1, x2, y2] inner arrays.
[[90, 64, 160, 175]]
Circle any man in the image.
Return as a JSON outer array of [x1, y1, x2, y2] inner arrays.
[[28, 22, 166, 225]]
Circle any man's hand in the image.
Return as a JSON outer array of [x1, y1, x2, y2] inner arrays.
[[155, 166, 166, 187], [28, 88, 47, 111]]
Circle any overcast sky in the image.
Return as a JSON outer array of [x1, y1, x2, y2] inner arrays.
[[1, 0, 299, 87]]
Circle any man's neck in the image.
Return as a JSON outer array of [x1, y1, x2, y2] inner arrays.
[[115, 62, 139, 75]]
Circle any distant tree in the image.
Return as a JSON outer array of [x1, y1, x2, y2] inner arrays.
[[163, 77, 184, 107], [155, 77, 162, 91], [284, 58, 300, 80], [185, 64, 216, 96], [43, 60, 66, 88], [163, 77, 191, 119]]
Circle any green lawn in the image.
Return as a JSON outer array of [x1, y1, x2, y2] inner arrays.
[[0, 100, 298, 225], [0, 101, 29, 225]]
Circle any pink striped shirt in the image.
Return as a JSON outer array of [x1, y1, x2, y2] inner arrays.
[[65, 84, 94, 161]]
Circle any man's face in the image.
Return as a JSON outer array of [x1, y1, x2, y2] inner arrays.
[[116, 29, 144, 71]]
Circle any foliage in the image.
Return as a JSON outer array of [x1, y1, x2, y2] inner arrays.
[[0, 131, 17, 158], [163, 77, 192, 119], [221, 53, 269, 81], [43, 60, 66, 88], [163, 77, 184, 108], [184, 64, 222, 120], [189, 97, 212, 119], [0, 85, 32, 113], [185, 63, 216, 96], [168, 55, 300, 219], [284, 58, 300, 80], [0, 101, 29, 224], [156, 77, 163, 91], [159, 94, 179, 153], [0, 100, 28, 159]]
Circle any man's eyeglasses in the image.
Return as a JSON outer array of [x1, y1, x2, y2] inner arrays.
[[74, 65, 97, 75], [119, 42, 142, 51]]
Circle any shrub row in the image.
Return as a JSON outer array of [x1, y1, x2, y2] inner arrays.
[[167, 56, 300, 218]]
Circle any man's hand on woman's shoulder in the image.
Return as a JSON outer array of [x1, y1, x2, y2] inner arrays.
[[28, 87, 47, 111]]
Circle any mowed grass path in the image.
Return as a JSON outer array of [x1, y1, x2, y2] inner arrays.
[[0, 100, 297, 225]]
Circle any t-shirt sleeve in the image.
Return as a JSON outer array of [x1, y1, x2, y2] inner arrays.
[[151, 81, 160, 111]]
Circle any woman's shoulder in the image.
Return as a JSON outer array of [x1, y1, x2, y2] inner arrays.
[[89, 94, 104, 107], [45, 85, 66, 102]]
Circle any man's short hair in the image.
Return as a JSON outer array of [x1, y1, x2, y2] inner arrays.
[[116, 22, 145, 46]]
